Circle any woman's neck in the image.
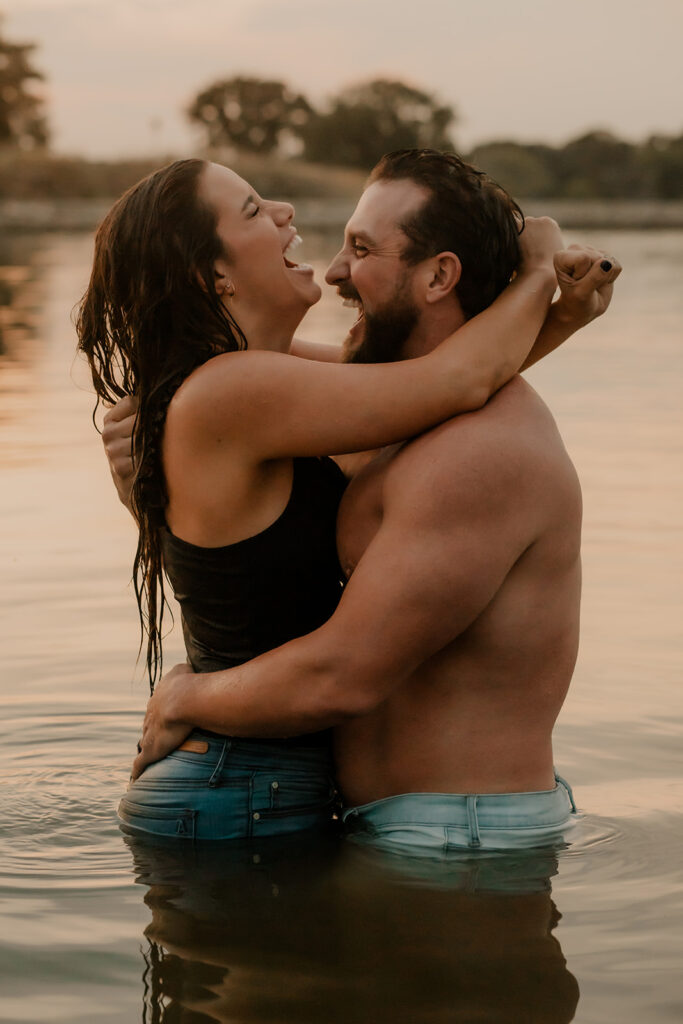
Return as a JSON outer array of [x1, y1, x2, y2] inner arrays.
[[227, 304, 299, 354]]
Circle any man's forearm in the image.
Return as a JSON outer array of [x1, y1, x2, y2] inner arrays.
[[169, 634, 368, 738]]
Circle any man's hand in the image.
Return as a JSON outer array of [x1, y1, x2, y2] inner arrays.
[[552, 245, 622, 328], [131, 663, 196, 780], [102, 395, 137, 510]]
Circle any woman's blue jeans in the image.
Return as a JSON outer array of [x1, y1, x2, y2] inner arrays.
[[118, 731, 337, 841]]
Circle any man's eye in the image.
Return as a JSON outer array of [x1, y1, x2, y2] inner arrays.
[[352, 243, 368, 256]]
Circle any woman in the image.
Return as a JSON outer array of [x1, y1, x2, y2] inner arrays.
[[78, 157, 559, 840]]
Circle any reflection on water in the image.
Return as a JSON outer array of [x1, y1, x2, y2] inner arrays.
[[128, 835, 578, 1024], [0, 237, 40, 399], [0, 226, 682, 1023]]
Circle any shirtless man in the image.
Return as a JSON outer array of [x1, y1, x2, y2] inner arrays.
[[111, 150, 620, 851]]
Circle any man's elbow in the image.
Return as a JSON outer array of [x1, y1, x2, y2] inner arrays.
[[309, 652, 388, 722]]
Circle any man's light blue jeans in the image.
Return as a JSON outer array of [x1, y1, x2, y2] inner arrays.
[[341, 773, 577, 853]]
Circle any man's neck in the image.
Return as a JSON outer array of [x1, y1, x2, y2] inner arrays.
[[400, 301, 466, 360]]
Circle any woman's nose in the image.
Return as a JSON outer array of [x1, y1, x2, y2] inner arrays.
[[271, 200, 294, 226]]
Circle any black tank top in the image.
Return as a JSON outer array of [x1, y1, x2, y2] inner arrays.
[[162, 457, 347, 742]]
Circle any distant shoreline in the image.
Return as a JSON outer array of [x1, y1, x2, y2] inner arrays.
[[2, 150, 683, 232], [1, 196, 683, 233]]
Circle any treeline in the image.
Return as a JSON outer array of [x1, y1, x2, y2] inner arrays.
[[2, 13, 682, 201], [188, 76, 683, 199], [469, 133, 683, 200], [188, 77, 454, 170]]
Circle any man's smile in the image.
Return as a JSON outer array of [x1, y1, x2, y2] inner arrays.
[[337, 287, 365, 326]]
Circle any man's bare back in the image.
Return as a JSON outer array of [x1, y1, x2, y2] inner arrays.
[[333, 375, 582, 806]]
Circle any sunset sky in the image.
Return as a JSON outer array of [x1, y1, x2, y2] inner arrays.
[[4, 0, 682, 158]]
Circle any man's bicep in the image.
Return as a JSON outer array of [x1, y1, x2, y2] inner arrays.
[[320, 499, 518, 697]]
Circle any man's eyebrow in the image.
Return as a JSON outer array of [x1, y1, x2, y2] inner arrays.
[[348, 229, 376, 246], [241, 194, 257, 212]]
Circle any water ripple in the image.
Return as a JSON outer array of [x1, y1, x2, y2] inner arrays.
[[0, 708, 139, 892]]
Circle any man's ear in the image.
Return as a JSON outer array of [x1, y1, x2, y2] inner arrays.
[[424, 252, 461, 304]]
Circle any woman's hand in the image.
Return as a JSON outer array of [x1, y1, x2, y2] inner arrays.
[[552, 245, 622, 327], [521, 244, 622, 370], [518, 216, 565, 275], [131, 663, 196, 781]]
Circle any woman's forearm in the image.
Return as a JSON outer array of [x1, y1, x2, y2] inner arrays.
[[444, 265, 556, 402], [522, 303, 581, 371]]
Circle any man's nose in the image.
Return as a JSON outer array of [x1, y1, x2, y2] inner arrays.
[[325, 250, 349, 286]]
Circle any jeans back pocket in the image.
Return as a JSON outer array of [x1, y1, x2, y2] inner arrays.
[[118, 796, 197, 839]]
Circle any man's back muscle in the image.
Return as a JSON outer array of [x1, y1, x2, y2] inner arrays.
[[334, 376, 582, 805]]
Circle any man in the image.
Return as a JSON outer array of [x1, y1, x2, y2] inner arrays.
[[109, 150, 620, 851]]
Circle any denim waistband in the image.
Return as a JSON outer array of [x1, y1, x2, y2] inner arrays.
[[185, 730, 333, 772], [194, 726, 331, 749], [342, 773, 577, 844]]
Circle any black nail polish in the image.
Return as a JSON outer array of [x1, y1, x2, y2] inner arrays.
[[600, 260, 612, 272]]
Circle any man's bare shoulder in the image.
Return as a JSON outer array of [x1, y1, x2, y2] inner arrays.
[[383, 376, 579, 526]]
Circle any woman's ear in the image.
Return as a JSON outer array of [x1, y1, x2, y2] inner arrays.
[[214, 258, 234, 297], [424, 252, 461, 304]]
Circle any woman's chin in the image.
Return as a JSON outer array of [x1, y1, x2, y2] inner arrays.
[[301, 279, 322, 308]]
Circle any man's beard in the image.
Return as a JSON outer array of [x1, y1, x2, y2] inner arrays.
[[346, 294, 419, 365]]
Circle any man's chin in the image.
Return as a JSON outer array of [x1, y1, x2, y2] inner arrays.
[[348, 309, 416, 365]]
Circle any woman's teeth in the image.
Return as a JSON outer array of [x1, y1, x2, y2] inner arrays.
[[284, 234, 303, 260], [284, 233, 313, 271]]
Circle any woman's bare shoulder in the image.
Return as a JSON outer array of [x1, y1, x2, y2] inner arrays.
[[167, 349, 283, 430]]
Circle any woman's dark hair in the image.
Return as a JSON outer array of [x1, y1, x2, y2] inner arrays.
[[367, 149, 524, 320], [76, 158, 246, 691]]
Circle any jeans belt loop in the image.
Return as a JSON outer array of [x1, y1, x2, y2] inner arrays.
[[554, 771, 577, 813], [466, 794, 481, 848], [209, 739, 230, 788]]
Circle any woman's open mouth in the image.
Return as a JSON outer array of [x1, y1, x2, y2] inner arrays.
[[283, 233, 313, 274]]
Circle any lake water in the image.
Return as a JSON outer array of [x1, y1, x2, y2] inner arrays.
[[0, 224, 681, 1023]]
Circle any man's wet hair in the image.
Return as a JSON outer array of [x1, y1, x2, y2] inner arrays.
[[368, 149, 524, 321]]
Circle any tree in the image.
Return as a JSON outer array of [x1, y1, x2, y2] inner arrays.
[[639, 133, 683, 199], [0, 17, 49, 148], [187, 76, 312, 154], [557, 131, 641, 199], [467, 141, 559, 198], [301, 78, 456, 168]]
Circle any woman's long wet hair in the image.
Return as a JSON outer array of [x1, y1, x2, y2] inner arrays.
[[76, 158, 246, 691]]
